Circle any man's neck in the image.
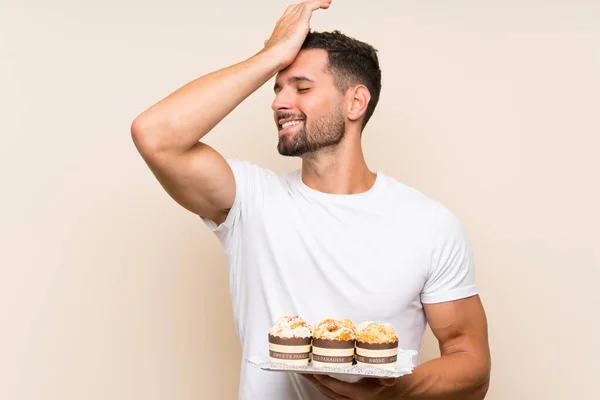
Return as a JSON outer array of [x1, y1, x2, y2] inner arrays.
[[300, 139, 376, 195]]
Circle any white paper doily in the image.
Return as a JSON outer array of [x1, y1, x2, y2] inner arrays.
[[247, 349, 417, 383]]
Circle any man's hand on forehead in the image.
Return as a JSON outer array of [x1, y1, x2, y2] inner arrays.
[[262, 0, 333, 71]]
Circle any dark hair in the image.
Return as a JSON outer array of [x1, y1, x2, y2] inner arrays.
[[301, 30, 382, 130]]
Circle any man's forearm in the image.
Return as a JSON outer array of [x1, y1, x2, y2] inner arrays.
[[131, 49, 281, 152], [389, 352, 490, 400]]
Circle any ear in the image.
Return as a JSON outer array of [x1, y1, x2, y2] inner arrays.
[[346, 85, 371, 123]]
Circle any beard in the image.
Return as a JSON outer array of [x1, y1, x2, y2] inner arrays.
[[277, 106, 345, 157]]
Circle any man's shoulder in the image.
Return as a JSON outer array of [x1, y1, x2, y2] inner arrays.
[[378, 172, 465, 225], [377, 172, 440, 209]]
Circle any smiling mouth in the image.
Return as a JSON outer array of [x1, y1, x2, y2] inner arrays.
[[279, 120, 304, 133]]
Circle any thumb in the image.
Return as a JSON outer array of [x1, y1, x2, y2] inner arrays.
[[376, 378, 397, 387]]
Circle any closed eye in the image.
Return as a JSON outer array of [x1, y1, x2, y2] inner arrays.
[[298, 88, 311, 93]]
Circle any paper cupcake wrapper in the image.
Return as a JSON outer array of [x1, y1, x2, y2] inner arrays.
[[356, 355, 397, 364], [312, 338, 355, 366], [312, 354, 355, 364], [268, 334, 312, 363], [312, 338, 355, 349], [268, 334, 312, 346], [355, 340, 398, 349], [356, 340, 399, 366]]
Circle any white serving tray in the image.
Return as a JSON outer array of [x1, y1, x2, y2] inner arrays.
[[247, 349, 417, 383]]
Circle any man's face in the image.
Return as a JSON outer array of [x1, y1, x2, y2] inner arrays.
[[272, 49, 346, 157]]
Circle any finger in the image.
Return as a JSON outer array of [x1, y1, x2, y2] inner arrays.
[[375, 378, 397, 387], [315, 374, 393, 398], [306, 0, 333, 7], [297, 0, 332, 19], [355, 377, 396, 392], [306, 0, 333, 11], [307, 375, 351, 400], [357, 378, 398, 386], [277, 4, 299, 25], [356, 377, 397, 387], [313, 374, 358, 397], [282, 4, 298, 17], [321, 0, 333, 9]]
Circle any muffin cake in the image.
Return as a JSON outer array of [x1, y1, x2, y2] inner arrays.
[[316, 318, 356, 332], [268, 315, 313, 366], [311, 319, 356, 368], [355, 321, 399, 370]]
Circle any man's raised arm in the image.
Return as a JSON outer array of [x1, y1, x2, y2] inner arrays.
[[130, 1, 332, 224]]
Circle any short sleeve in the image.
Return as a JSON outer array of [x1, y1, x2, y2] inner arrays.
[[420, 204, 478, 304], [200, 159, 267, 250]]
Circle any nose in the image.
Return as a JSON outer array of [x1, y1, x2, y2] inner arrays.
[[271, 88, 294, 112]]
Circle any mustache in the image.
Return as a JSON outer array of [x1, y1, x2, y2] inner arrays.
[[276, 112, 307, 121]]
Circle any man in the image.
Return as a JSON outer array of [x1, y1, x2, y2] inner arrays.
[[131, 1, 491, 399]]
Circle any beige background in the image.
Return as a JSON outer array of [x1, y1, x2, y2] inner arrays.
[[1, 0, 599, 399]]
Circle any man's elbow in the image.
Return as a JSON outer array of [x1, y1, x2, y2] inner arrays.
[[471, 377, 490, 400], [456, 351, 490, 400], [469, 362, 491, 400], [130, 112, 174, 155], [131, 113, 159, 151]]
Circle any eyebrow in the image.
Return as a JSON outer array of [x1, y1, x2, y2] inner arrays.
[[274, 76, 315, 93]]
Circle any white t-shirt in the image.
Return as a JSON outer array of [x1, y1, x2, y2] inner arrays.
[[202, 159, 478, 400]]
